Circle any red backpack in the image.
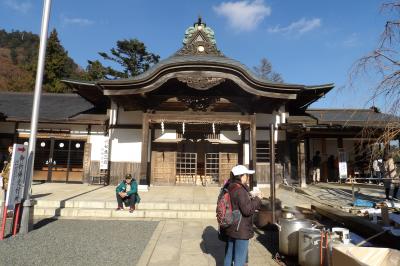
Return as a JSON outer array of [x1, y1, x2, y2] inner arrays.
[[216, 183, 242, 229]]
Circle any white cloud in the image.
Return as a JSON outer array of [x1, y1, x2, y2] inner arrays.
[[61, 16, 94, 27], [325, 33, 360, 48], [268, 18, 321, 36], [342, 33, 359, 47], [213, 0, 271, 31], [4, 0, 31, 13]]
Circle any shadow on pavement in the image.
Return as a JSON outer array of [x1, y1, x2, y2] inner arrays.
[[33, 218, 58, 230], [31, 193, 52, 199], [255, 225, 279, 257], [200, 225, 225, 265]]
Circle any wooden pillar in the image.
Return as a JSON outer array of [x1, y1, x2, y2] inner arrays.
[[238, 131, 245, 164], [298, 139, 307, 188], [47, 138, 55, 182], [269, 124, 276, 223], [140, 113, 149, 185], [337, 137, 344, 149], [321, 138, 327, 182], [13, 122, 19, 143], [148, 126, 155, 185], [250, 116, 257, 188]]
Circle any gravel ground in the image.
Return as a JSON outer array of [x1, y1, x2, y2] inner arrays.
[[0, 218, 159, 266]]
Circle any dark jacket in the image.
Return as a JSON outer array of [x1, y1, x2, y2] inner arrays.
[[225, 180, 261, 240]]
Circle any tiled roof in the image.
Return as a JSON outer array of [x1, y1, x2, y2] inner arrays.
[[0, 92, 94, 121], [306, 109, 399, 127]]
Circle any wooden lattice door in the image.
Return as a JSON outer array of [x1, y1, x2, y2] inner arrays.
[[151, 151, 176, 185], [219, 152, 238, 185]]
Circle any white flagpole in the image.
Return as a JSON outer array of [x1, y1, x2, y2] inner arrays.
[[20, 0, 52, 234]]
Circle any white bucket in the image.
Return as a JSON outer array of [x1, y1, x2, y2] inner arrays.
[[332, 227, 350, 245]]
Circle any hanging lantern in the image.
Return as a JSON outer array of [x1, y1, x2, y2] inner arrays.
[[182, 122, 185, 135], [237, 121, 241, 136], [212, 123, 215, 135], [161, 120, 165, 134]]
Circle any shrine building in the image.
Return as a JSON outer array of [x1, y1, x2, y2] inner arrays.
[[0, 19, 393, 187]]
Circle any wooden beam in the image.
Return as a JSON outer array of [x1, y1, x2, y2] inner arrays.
[[147, 113, 253, 124], [140, 113, 149, 185], [250, 115, 257, 188]]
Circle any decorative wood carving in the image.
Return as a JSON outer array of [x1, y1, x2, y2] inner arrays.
[[176, 95, 219, 112], [176, 41, 223, 56], [177, 75, 225, 90]]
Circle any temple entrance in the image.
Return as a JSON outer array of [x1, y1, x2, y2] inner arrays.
[[150, 140, 239, 186]]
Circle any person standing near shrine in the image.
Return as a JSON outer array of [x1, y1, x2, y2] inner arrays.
[[384, 154, 399, 199], [223, 165, 261, 266], [312, 151, 321, 184], [0, 146, 13, 194]]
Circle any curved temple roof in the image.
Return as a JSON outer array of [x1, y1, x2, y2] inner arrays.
[[64, 18, 334, 111]]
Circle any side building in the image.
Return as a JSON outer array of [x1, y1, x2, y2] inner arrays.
[[0, 92, 108, 183]]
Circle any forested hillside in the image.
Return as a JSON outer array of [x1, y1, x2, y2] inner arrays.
[[0, 29, 83, 92]]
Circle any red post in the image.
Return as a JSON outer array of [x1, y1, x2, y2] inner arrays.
[[0, 204, 7, 240], [13, 203, 21, 235]]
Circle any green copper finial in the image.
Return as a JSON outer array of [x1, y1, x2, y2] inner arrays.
[[182, 18, 216, 45]]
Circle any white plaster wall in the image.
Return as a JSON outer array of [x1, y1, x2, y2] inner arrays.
[[0, 122, 16, 133], [220, 130, 241, 141], [89, 135, 107, 161], [117, 110, 143, 124], [155, 129, 177, 140], [110, 128, 142, 162]]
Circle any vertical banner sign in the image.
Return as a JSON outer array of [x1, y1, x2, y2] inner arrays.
[[338, 148, 348, 180], [5, 144, 28, 209], [99, 137, 109, 170]]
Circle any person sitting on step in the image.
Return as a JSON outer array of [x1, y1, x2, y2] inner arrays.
[[115, 174, 140, 212]]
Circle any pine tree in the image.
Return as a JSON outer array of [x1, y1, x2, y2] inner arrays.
[[43, 29, 78, 92], [87, 38, 160, 80]]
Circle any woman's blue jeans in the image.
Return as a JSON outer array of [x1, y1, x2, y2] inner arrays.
[[224, 238, 249, 266]]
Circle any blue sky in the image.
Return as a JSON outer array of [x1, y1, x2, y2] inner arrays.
[[0, 0, 389, 110]]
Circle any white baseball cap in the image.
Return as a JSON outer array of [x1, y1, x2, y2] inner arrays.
[[231, 165, 255, 176]]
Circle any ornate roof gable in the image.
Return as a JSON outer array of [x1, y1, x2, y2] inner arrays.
[[176, 17, 223, 56]]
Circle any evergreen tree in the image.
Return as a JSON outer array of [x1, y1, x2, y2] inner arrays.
[[87, 38, 160, 80], [43, 29, 78, 92], [85, 60, 108, 80]]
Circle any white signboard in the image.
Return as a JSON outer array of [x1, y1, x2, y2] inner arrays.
[[5, 144, 28, 208], [338, 149, 348, 180], [99, 137, 109, 170], [339, 162, 348, 180]]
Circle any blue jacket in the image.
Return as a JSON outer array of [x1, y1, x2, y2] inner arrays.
[[116, 180, 140, 203]]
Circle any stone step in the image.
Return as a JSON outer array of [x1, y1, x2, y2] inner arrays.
[[35, 200, 216, 211], [33, 207, 216, 219]]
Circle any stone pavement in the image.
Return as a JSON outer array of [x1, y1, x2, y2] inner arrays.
[[0, 183, 318, 265], [136, 219, 279, 266]]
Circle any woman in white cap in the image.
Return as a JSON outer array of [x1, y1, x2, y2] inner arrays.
[[223, 165, 261, 266]]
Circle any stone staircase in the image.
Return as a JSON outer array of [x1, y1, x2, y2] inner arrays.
[[33, 200, 217, 219]]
